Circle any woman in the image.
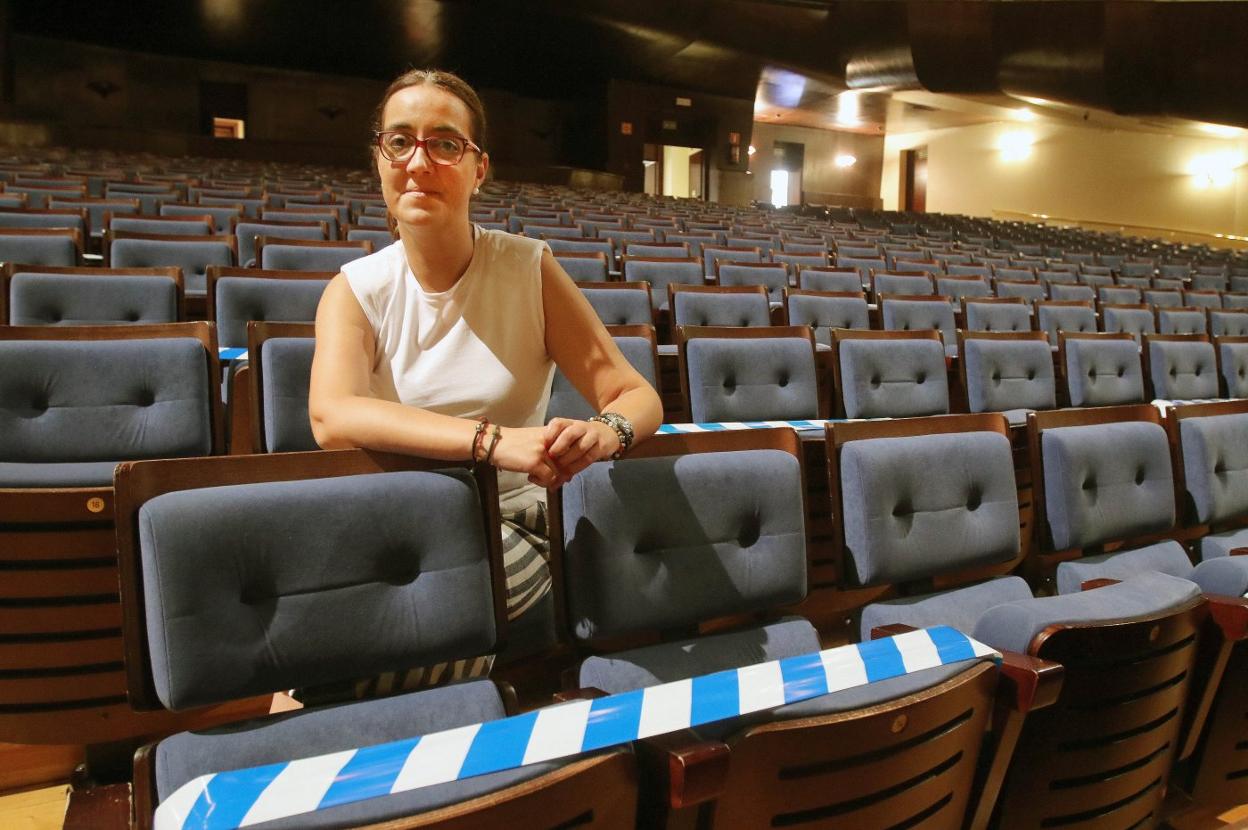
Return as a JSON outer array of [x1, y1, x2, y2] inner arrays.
[[309, 69, 662, 688]]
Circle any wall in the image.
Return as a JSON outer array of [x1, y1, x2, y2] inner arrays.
[[881, 119, 1248, 237], [717, 121, 884, 208]]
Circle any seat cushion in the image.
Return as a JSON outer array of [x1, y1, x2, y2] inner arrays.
[[974, 572, 1201, 654], [1190, 556, 1248, 597], [962, 338, 1056, 414], [1063, 338, 1144, 406], [859, 576, 1033, 643], [1179, 413, 1248, 526], [154, 680, 565, 830], [840, 431, 1020, 585], [838, 338, 949, 419], [9, 273, 178, 326], [0, 460, 119, 488], [685, 337, 818, 423], [260, 337, 317, 452], [1200, 527, 1248, 561], [1054, 540, 1194, 595], [216, 278, 329, 348], [1148, 340, 1218, 400]]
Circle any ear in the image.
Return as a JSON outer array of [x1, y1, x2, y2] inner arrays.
[[475, 152, 490, 189]]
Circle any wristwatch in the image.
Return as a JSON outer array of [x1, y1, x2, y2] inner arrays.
[[589, 412, 634, 460]]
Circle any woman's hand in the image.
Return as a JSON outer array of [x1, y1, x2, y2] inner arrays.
[[490, 426, 567, 488], [543, 418, 620, 481]]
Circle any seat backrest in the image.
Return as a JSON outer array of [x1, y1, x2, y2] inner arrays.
[[344, 225, 397, 251], [1174, 403, 1248, 526], [0, 208, 86, 235], [960, 332, 1056, 414], [679, 326, 819, 422], [785, 289, 869, 345], [257, 237, 370, 272], [621, 257, 702, 310], [160, 203, 241, 233], [1060, 333, 1145, 406], [1047, 282, 1095, 302], [115, 453, 501, 711], [1221, 292, 1248, 310], [797, 267, 861, 292], [946, 263, 992, 278], [1101, 304, 1156, 342], [1099, 285, 1142, 305], [1037, 301, 1096, 345], [7, 268, 180, 326], [670, 284, 770, 328], [1158, 306, 1209, 335], [260, 208, 337, 237], [995, 279, 1047, 304], [546, 325, 659, 422], [211, 271, 331, 348], [1191, 273, 1228, 293], [1144, 289, 1183, 308], [994, 266, 1036, 282], [553, 430, 807, 643], [1217, 337, 1248, 397], [249, 322, 318, 453], [836, 255, 886, 283], [936, 275, 991, 301], [108, 233, 235, 294], [963, 298, 1032, 333], [872, 272, 934, 300], [1145, 335, 1218, 400], [1078, 272, 1114, 288], [717, 262, 788, 301], [577, 282, 652, 327], [234, 220, 325, 267], [0, 324, 219, 467], [1184, 290, 1223, 310], [1036, 414, 1175, 550], [1208, 309, 1248, 337], [110, 214, 213, 237], [554, 251, 609, 282], [0, 228, 81, 267], [1117, 275, 1152, 289], [831, 415, 1019, 585], [880, 296, 957, 346], [1120, 261, 1155, 278], [1037, 269, 1079, 285], [834, 331, 949, 419]]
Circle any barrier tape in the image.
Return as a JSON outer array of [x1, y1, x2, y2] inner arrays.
[[155, 626, 998, 830], [217, 347, 247, 362], [658, 419, 833, 434]]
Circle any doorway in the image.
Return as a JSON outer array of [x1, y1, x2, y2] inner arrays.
[[771, 141, 805, 207], [644, 144, 706, 199], [902, 146, 928, 212]]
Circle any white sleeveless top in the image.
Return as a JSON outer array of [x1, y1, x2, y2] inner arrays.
[[342, 228, 554, 512]]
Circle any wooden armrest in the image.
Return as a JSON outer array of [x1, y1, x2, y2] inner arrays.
[[637, 728, 731, 809], [1229, 547, 1248, 556], [870, 623, 919, 639], [997, 651, 1065, 713], [1205, 594, 1248, 641], [552, 686, 608, 703], [496, 680, 522, 716], [1081, 578, 1121, 591]]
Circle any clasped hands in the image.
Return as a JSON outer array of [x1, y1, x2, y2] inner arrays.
[[490, 417, 620, 489]]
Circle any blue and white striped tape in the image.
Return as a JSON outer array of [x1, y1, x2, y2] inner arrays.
[[155, 627, 997, 830], [658, 419, 833, 434], [217, 347, 247, 362]]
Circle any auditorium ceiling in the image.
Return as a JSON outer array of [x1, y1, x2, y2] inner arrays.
[[12, 0, 1248, 135]]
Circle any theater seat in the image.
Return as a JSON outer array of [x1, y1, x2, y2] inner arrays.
[[833, 329, 949, 419], [678, 325, 819, 422]]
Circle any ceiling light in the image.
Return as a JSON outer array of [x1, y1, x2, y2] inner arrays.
[[1189, 150, 1243, 188], [835, 154, 857, 168], [998, 130, 1034, 161], [836, 91, 861, 126], [1013, 108, 1037, 122], [748, 145, 756, 156], [1198, 123, 1242, 138]]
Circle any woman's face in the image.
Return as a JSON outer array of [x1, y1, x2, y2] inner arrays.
[[377, 83, 488, 230]]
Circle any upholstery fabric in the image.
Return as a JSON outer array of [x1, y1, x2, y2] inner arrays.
[[1063, 338, 1145, 406], [672, 291, 770, 328], [881, 298, 956, 346], [215, 277, 328, 348], [1100, 287, 1142, 305], [1144, 290, 1183, 309], [685, 336, 817, 422], [166, 204, 242, 234], [799, 270, 862, 292], [0, 338, 211, 463], [1190, 555, 1248, 595], [1038, 304, 1097, 345], [974, 572, 1200, 654], [874, 274, 933, 297], [622, 259, 703, 310], [1222, 293, 1248, 310], [0, 233, 77, 267], [260, 243, 367, 273], [560, 450, 807, 640], [0, 211, 86, 234], [996, 282, 1046, 304], [1048, 284, 1095, 302], [555, 255, 608, 282], [995, 268, 1038, 283], [1209, 310, 1248, 337], [718, 264, 787, 302], [1220, 342, 1248, 397], [787, 294, 869, 345], [235, 222, 325, 268], [1185, 293, 1223, 310], [581, 287, 652, 326], [1042, 421, 1175, 549], [935, 277, 991, 301], [1179, 413, 1248, 525], [111, 217, 211, 237], [859, 576, 1033, 642], [1055, 541, 1193, 595], [547, 336, 657, 422], [1147, 339, 1218, 400], [154, 680, 569, 830], [9, 273, 177, 325], [1102, 306, 1156, 342], [840, 431, 1020, 585], [110, 238, 233, 295], [139, 469, 495, 709], [1201, 527, 1248, 561], [0, 460, 121, 488], [946, 264, 992, 278], [260, 337, 317, 452], [838, 338, 949, 419], [962, 338, 1056, 413], [964, 302, 1032, 333], [1157, 309, 1208, 336]]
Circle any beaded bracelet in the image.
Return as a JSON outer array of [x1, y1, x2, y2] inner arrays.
[[483, 424, 503, 465], [589, 412, 634, 460], [469, 418, 489, 471]]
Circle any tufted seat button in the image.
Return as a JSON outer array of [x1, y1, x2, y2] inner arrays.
[[1170, 368, 1177, 377], [1135, 467, 1146, 485], [966, 487, 982, 511], [126, 312, 140, 322], [892, 500, 912, 517], [1088, 369, 1097, 379], [1116, 367, 1125, 377], [991, 372, 1001, 384], [1082, 477, 1096, 491], [723, 377, 736, 392], [870, 375, 881, 388], [137, 390, 156, 407], [1195, 367, 1202, 376], [1027, 370, 1036, 380], [916, 372, 926, 384], [1215, 460, 1226, 474], [778, 374, 789, 387]]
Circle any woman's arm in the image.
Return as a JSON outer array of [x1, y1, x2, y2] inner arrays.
[[309, 275, 564, 484], [540, 249, 664, 476]]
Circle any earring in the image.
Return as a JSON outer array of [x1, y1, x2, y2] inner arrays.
[[473, 187, 480, 195]]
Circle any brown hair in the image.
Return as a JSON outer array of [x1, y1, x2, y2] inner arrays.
[[371, 68, 488, 150]]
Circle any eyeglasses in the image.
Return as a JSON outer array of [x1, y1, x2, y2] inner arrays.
[[374, 130, 482, 165]]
